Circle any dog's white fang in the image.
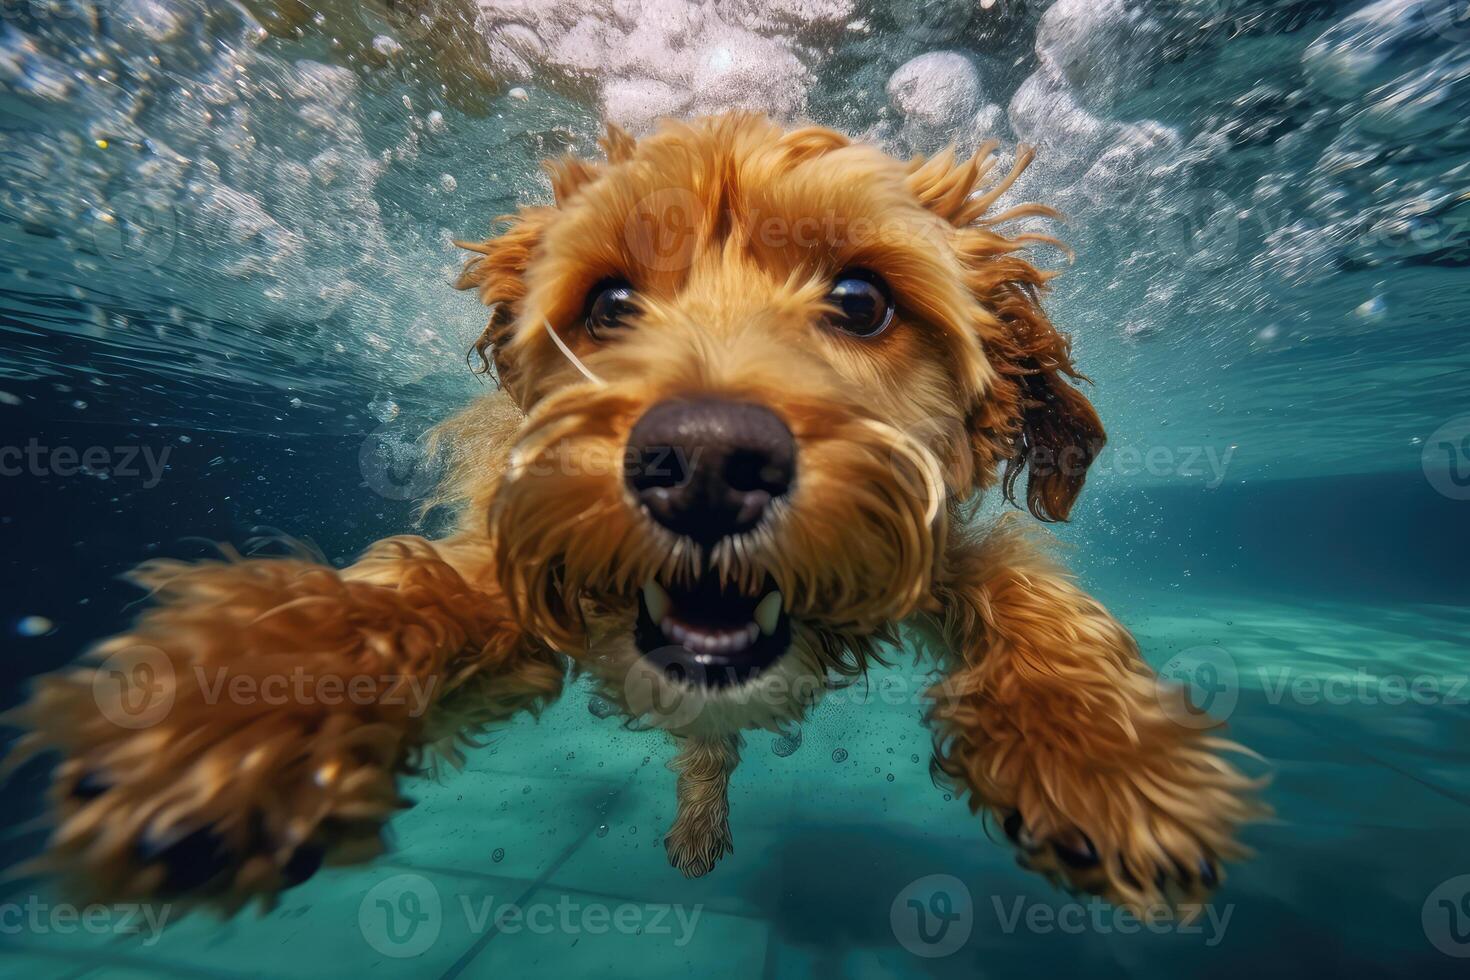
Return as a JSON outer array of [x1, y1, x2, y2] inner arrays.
[[754, 592, 783, 636], [642, 580, 671, 625]]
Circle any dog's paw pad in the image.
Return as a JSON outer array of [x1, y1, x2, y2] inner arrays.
[[1003, 810, 1097, 866], [1001, 809, 1222, 907], [130, 818, 333, 897]]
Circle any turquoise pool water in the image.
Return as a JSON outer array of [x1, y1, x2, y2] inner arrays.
[[3, 1, 1469, 977]]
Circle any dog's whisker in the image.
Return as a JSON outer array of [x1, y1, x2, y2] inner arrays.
[[542, 318, 606, 386]]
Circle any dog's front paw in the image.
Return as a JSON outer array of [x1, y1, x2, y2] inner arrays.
[[664, 817, 733, 879], [985, 734, 1262, 912], [15, 661, 405, 911]]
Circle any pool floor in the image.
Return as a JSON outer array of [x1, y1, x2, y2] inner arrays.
[[2, 590, 1468, 978]]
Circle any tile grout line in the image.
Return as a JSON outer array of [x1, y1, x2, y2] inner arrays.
[[437, 768, 642, 980], [0, 940, 243, 979], [1290, 714, 1470, 809]]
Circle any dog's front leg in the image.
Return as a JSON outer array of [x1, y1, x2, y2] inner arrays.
[[664, 734, 740, 878], [923, 524, 1263, 909], [7, 534, 563, 911]]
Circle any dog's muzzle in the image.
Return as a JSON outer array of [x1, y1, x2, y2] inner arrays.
[[626, 398, 797, 687]]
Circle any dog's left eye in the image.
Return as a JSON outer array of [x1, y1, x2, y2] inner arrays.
[[823, 270, 894, 339], [586, 279, 637, 339]]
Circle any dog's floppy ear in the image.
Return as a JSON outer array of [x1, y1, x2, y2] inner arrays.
[[454, 125, 634, 405], [454, 207, 553, 408], [977, 278, 1105, 523], [909, 145, 1105, 522]]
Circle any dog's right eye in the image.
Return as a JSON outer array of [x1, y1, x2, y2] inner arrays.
[[586, 280, 637, 340], [823, 270, 894, 339]]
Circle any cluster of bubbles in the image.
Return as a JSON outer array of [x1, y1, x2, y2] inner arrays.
[[1, 0, 1465, 443]]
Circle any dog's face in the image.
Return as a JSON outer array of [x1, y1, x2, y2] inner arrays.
[[454, 115, 1103, 730]]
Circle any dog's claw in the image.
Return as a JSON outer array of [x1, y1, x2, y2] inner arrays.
[[281, 840, 326, 887], [69, 772, 110, 802], [1002, 811, 1042, 852], [137, 825, 233, 894], [1052, 833, 1099, 869]]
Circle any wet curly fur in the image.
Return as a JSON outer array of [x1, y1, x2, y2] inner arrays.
[[6, 113, 1263, 918]]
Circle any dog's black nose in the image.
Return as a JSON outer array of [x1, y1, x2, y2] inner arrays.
[[625, 398, 796, 543]]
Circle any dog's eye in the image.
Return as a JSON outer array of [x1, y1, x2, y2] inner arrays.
[[586, 279, 637, 340], [823, 270, 894, 339]]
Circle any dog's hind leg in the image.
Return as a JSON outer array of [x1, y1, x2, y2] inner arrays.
[[664, 733, 740, 878], [921, 520, 1265, 911], [5, 534, 563, 913]]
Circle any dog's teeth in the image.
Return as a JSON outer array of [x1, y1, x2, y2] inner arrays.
[[754, 591, 783, 636], [642, 581, 671, 626]]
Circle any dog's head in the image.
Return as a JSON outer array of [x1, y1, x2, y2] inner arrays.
[[451, 114, 1102, 724]]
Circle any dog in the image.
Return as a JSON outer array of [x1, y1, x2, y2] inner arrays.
[[9, 113, 1260, 916]]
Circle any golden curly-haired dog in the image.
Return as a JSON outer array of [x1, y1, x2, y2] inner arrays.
[[8, 113, 1261, 917]]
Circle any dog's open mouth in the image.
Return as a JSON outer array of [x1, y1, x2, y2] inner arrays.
[[634, 572, 791, 688]]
